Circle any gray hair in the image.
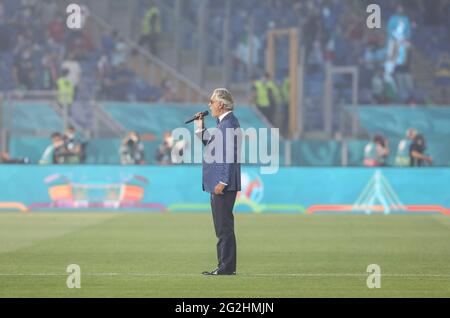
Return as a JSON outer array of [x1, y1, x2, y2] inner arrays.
[[213, 88, 234, 110]]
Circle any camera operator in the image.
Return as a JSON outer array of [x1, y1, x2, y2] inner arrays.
[[410, 133, 433, 167], [120, 131, 145, 165]]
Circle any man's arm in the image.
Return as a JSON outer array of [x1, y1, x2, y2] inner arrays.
[[411, 150, 432, 162]]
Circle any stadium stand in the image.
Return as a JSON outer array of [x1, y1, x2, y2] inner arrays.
[[1, 0, 449, 167]]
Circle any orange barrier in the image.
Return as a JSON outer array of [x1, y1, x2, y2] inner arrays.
[[0, 202, 28, 213], [306, 204, 450, 215]]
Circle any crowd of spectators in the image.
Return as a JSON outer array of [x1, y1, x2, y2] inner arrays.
[[0, 0, 165, 104], [165, 0, 447, 108]]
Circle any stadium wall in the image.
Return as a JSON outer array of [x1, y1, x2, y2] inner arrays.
[[0, 166, 448, 215]]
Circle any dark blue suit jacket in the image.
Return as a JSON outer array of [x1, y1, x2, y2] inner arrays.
[[197, 112, 241, 193]]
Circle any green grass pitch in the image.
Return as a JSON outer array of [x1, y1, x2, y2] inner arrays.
[[1, 212, 450, 297]]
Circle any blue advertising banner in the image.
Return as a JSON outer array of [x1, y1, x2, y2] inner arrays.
[[0, 166, 448, 215]]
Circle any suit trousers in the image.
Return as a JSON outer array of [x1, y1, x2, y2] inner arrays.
[[210, 191, 237, 273]]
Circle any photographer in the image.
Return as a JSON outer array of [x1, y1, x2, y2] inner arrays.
[[39, 132, 67, 164], [363, 134, 390, 167], [119, 131, 145, 165], [155, 131, 189, 165], [155, 131, 173, 165], [63, 126, 86, 164]]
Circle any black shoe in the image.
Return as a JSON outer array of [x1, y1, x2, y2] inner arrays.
[[202, 268, 236, 276]]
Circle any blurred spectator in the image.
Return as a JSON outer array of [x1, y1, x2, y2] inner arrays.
[[101, 29, 118, 59], [161, 78, 176, 102], [251, 73, 271, 123], [384, 41, 399, 102], [435, 53, 450, 104], [371, 68, 385, 104], [359, 40, 385, 85], [235, 24, 261, 68], [102, 62, 134, 101], [307, 39, 324, 73], [363, 134, 389, 167], [13, 47, 36, 90], [233, 20, 262, 82], [41, 53, 58, 90], [410, 133, 433, 167], [47, 15, 65, 43], [133, 77, 162, 102], [111, 37, 129, 67], [68, 34, 92, 61], [265, 73, 282, 127], [303, 7, 321, 59], [45, 31, 65, 61], [139, 1, 161, 55], [346, 15, 364, 43], [61, 52, 81, 97], [394, 41, 414, 103], [395, 128, 417, 166], [324, 34, 336, 63], [97, 54, 109, 79], [120, 131, 145, 165], [39, 132, 66, 164], [79, 4, 91, 30], [56, 68, 75, 107], [388, 4, 412, 41], [12, 33, 30, 57]]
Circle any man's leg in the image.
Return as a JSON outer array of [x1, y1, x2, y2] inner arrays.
[[211, 191, 237, 273], [211, 193, 222, 268]]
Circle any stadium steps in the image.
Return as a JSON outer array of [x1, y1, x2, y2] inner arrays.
[[89, 1, 210, 104], [410, 49, 442, 103], [131, 0, 250, 104]]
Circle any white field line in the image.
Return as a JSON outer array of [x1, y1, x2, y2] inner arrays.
[[1, 273, 450, 278]]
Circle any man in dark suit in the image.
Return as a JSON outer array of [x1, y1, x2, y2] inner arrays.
[[195, 88, 241, 276]]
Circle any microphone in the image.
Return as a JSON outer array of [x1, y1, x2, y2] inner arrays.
[[184, 110, 209, 124]]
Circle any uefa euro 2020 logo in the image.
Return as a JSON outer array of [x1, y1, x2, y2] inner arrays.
[[238, 171, 264, 204]]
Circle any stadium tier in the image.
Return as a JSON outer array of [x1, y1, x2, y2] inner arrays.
[[1, 101, 63, 133], [102, 102, 269, 132], [6, 102, 450, 166]]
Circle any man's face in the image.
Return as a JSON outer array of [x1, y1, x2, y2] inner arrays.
[[65, 129, 75, 139], [52, 137, 63, 148], [209, 94, 223, 118], [407, 129, 417, 140]]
